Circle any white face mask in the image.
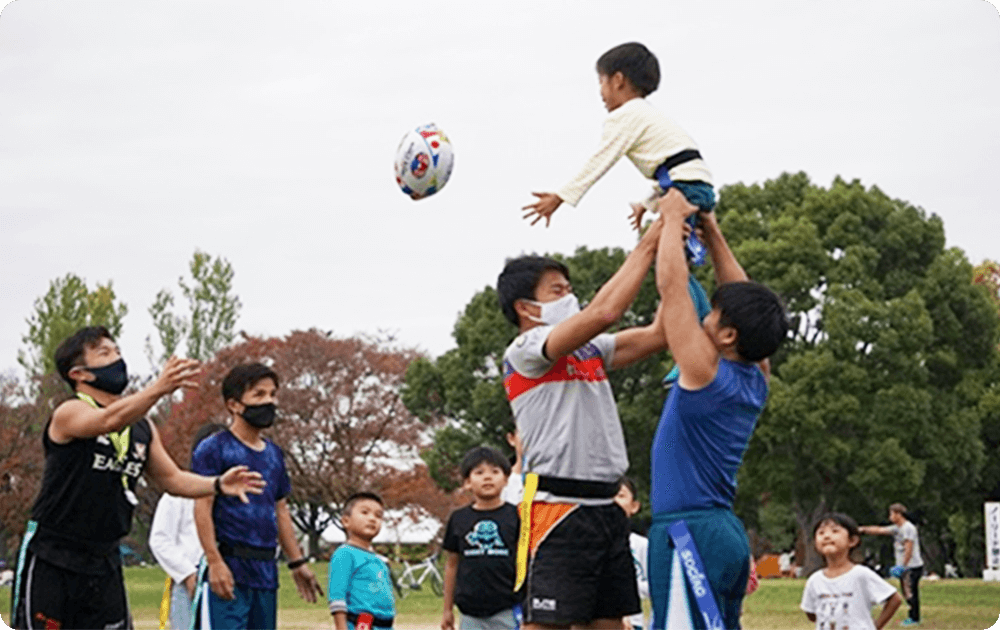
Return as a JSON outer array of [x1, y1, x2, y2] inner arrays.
[[526, 293, 581, 326]]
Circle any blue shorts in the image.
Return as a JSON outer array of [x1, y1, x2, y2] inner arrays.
[[194, 583, 277, 630], [653, 165, 715, 213], [647, 509, 749, 630]]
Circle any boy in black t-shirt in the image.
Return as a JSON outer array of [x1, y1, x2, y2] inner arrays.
[[442, 447, 522, 630]]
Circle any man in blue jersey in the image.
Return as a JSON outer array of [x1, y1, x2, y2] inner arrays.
[[192, 363, 324, 629], [648, 190, 788, 629]]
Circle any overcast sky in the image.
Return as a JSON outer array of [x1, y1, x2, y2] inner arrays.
[[1, 0, 998, 379]]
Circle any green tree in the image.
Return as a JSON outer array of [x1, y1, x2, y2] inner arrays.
[[146, 250, 241, 364], [963, 367, 1000, 577], [723, 174, 999, 574], [973, 259, 1000, 307], [18, 274, 128, 377]]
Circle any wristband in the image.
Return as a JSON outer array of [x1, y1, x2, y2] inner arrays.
[[214, 476, 223, 496], [287, 557, 308, 570]]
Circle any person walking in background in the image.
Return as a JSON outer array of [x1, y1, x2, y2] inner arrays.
[[861, 503, 924, 626]]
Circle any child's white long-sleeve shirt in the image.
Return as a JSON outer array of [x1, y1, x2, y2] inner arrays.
[[556, 98, 712, 207]]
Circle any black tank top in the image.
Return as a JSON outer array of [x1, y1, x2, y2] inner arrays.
[[28, 405, 153, 574]]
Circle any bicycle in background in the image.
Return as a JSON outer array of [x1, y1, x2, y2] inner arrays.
[[391, 551, 443, 597]]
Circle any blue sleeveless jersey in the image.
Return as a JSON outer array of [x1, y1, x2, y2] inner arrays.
[[650, 359, 768, 514]]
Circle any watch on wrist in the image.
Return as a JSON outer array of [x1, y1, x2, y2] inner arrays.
[[214, 476, 223, 496], [287, 557, 308, 570]]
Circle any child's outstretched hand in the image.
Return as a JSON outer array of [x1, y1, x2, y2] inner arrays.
[[629, 203, 647, 232], [523, 192, 563, 227]]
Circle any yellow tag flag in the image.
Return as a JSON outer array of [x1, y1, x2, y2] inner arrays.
[[514, 473, 539, 592], [158, 576, 172, 629]]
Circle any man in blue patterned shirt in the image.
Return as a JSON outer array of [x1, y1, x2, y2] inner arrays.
[[192, 363, 324, 629]]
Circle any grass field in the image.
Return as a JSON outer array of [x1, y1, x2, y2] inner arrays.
[[2, 565, 1000, 629]]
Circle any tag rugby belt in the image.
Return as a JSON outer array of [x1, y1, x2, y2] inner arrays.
[[534, 475, 619, 499], [515, 473, 620, 591], [347, 612, 395, 628], [217, 541, 277, 561], [660, 149, 703, 172]]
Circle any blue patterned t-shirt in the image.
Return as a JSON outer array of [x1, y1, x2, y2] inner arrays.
[[191, 430, 291, 589]]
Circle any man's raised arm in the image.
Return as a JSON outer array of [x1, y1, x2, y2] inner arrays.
[[50, 357, 200, 443], [543, 216, 663, 360], [654, 190, 719, 389]]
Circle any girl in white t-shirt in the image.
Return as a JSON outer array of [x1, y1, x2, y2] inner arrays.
[[801, 513, 902, 630]]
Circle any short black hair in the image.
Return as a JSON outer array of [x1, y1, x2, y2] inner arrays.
[[221, 363, 279, 403], [812, 512, 861, 554], [712, 282, 789, 362], [596, 42, 660, 97], [54, 326, 116, 389], [343, 491, 384, 516], [460, 446, 512, 479], [618, 476, 637, 499], [497, 256, 570, 326]]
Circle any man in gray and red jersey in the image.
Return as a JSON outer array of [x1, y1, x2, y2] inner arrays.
[[498, 211, 675, 630]]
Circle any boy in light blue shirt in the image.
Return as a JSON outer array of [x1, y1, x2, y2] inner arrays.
[[328, 492, 396, 630]]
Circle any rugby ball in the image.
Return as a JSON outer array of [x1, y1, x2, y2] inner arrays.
[[393, 123, 454, 200]]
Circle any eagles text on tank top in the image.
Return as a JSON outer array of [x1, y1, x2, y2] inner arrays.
[[29, 403, 153, 574]]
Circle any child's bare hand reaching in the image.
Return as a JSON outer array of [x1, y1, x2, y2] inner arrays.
[[522, 192, 563, 227], [629, 202, 647, 232]]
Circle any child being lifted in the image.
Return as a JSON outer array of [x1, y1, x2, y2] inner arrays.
[[523, 41, 715, 363], [523, 41, 714, 235]]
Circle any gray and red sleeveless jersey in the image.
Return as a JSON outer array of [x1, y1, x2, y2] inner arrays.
[[502, 325, 627, 505]]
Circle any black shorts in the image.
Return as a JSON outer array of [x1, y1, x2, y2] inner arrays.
[[11, 549, 132, 630], [525, 503, 640, 625]]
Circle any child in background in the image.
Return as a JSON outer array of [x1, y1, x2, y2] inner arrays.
[[328, 492, 396, 630], [614, 477, 649, 630], [442, 447, 521, 630], [801, 513, 901, 630], [500, 430, 524, 506]]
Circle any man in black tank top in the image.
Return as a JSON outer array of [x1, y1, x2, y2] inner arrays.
[[10, 326, 268, 630]]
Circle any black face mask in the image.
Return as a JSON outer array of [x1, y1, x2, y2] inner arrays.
[[241, 403, 276, 428], [81, 358, 129, 395]]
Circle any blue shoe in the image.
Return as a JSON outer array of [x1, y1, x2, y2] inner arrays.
[[901, 619, 919, 627]]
